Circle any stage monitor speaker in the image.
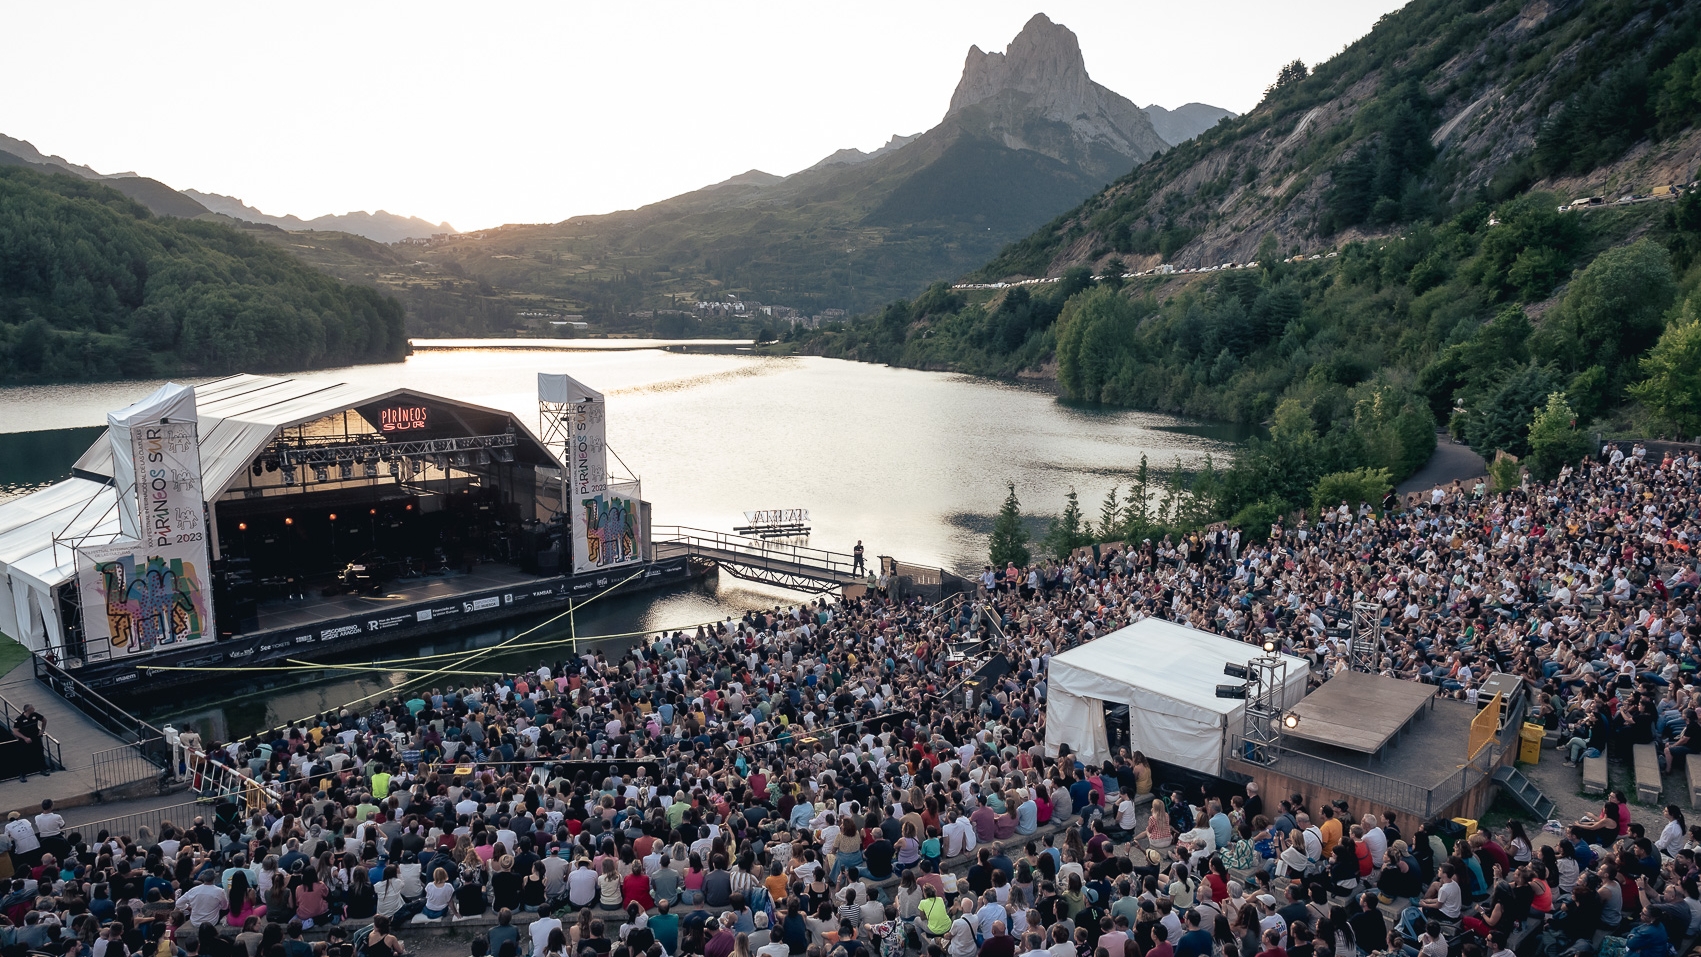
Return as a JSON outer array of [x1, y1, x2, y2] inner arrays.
[[537, 547, 560, 574]]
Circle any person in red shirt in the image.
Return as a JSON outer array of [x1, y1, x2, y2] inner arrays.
[[1255, 928, 1286, 957]]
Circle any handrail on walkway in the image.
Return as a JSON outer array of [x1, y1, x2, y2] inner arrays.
[[32, 654, 168, 772], [653, 525, 864, 577]]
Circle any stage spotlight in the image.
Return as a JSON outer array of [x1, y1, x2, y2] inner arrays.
[[282, 467, 296, 486], [369, 508, 377, 515], [405, 503, 413, 511], [265, 458, 278, 473], [1215, 684, 1248, 700], [252, 460, 264, 477], [1262, 638, 1278, 653], [1282, 712, 1300, 729], [389, 460, 401, 477], [452, 452, 471, 469], [475, 450, 491, 466], [364, 460, 379, 478], [493, 448, 514, 463], [313, 465, 329, 483], [1223, 663, 1251, 681], [339, 461, 354, 480], [237, 522, 247, 531], [329, 513, 337, 522], [284, 517, 294, 526]]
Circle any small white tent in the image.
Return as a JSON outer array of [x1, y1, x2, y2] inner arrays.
[[1044, 618, 1311, 775]]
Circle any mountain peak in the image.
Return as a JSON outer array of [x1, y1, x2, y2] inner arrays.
[[950, 13, 1090, 116]]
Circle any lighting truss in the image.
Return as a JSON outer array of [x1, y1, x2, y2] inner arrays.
[[1238, 652, 1291, 766], [272, 433, 516, 469], [1349, 601, 1384, 674]]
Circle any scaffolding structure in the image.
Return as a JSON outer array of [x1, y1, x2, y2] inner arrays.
[[1237, 651, 1291, 766], [1349, 601, 1385, 674]]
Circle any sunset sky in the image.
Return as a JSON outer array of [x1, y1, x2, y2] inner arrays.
[[2, 1, 1406, 230]]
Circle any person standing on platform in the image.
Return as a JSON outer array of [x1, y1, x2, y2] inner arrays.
[[11, 705, 48, 781], [853, 541, 866, 575]]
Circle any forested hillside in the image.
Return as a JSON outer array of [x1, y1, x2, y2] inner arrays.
[[794, 0, 1701, 548], [0, 166, 407, 382]]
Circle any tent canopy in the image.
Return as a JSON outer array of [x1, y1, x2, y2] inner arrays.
[[1044, 617, 1311, 775]]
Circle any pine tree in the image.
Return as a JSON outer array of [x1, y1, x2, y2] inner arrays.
[[988, 483, 1031, 568], [1043, 488, 1088, 560], [1123, 456, 1154, 540], [1096, 486, 1121, 542]]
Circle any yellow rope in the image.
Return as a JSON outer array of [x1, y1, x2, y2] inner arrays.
[[146, 614, 732, 674], [243, 567, 646, 741]]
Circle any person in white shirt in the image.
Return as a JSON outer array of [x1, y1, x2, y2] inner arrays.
[[1360, 815, 1388, 867], [529, 907, 564, 956], [33, 800, 63, 842], [177, 871, 229, 927], [5, 812, 39, 860]]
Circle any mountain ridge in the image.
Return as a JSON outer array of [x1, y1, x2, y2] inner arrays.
[[182, 190, 457, 243], [417, 12, 1215, 317]]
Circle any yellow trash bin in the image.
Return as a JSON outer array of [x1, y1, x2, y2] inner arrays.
[[1519, 722, 1544, 764], [1452, 817, 1478, 840]]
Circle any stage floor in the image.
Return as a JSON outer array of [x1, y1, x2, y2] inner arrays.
[[1282, 670, 1437, 755], [252, 564, 550, 632], [1284, 696, 1480, 788]]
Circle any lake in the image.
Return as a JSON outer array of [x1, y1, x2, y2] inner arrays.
[[0, 346, 1236, 736]]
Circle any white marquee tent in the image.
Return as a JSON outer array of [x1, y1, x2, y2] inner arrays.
[[1044, 617, 1311, 775]]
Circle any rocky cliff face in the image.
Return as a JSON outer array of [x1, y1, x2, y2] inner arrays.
[[945, 13, 1168, 178]]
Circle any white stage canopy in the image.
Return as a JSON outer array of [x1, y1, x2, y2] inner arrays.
[[1044, 617, 1311, 775]]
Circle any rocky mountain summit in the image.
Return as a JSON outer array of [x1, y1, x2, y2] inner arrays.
[[948, 13, 1168, 174]]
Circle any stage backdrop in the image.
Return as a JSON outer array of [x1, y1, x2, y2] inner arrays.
[[75, 383, 214, 660], [573, 479, 644, 574]]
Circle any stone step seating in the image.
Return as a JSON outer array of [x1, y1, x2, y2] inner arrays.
[[1582, 744, 1609, 796], [1634, 743, 1663, 804]]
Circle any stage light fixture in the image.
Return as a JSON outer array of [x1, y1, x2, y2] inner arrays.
[[282, 468, 296, 486], [284, 517, 294, 526], [369, 508, 377, 515], [339, 461, 354, 480], [364, 461, 379, 478], [389, 459, 401, 477], [475, 450, 491, 466], [1282, 713, 1300, 729], [1262, 638, 1278, 653], [237, 522, 247, 531], [265, 458, 278, 473], [493, 448, 514, 463], [329, 513, 337, 522], [405, 503, 413, 511], [1214, 684, 1248, 700], [252, 460, 264, 477], [1223, 663, 1251, 681], [313, 465, 329, 483]]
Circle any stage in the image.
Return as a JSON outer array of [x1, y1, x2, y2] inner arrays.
[[1227, 685, 1521, 836], [252, 564, 549, 632], [1281, 670, 1437, 759], [62, 553, 706, 694]]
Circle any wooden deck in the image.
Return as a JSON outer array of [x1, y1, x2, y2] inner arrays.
[[1282, 669, 1437, 755]]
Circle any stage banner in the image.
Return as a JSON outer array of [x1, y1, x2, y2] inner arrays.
[[538, 373, 607, 498], [75, 383, 214, 659], [573, 479, 643, 574]]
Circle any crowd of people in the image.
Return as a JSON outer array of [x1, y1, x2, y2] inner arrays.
[[0, 441, 1698, 957]]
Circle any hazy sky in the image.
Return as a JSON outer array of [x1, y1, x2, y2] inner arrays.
[[4, 1, 1405, 231]]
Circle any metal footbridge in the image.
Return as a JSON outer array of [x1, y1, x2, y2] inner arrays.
[[651, 526, 868, 593]]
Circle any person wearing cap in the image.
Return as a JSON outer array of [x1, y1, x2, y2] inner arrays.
[[3, 812, 38, 868]]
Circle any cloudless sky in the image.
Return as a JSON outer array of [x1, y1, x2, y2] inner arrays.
[[3, 1, 1406, 231]]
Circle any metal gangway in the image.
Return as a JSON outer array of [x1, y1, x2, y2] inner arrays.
[[651, 526, 867, 593]]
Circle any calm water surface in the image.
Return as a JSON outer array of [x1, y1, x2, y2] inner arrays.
[[0, 348, 1234, 735]]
